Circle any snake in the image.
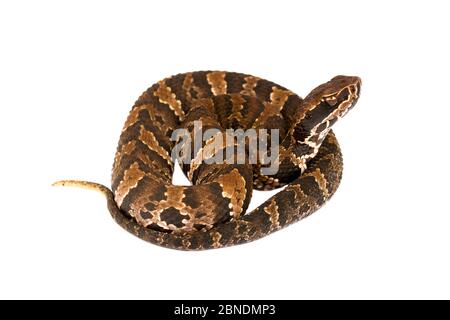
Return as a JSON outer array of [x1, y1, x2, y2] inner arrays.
[[54, 71, 361, 250]]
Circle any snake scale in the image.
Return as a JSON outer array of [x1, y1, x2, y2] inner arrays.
[[54, 71, 361, 250]]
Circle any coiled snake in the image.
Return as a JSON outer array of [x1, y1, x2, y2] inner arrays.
[[54, 71, 361, 250]]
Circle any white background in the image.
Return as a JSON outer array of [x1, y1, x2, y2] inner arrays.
[[1, 0, 449, 299]]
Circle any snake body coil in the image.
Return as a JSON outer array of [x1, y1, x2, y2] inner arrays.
[[55, 71, 361, 250]]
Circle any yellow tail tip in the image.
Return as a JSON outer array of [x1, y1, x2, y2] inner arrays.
[[52, 180, 112, 196]]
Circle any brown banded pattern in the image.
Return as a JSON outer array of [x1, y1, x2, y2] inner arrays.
[[54, 71, 361, 250]]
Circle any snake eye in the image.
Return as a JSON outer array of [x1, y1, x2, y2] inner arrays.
[[325, 96, 338, 107]]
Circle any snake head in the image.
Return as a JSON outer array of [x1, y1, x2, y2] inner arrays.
[[305, 75, 361, 121], [292, 75, 361, 144]]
